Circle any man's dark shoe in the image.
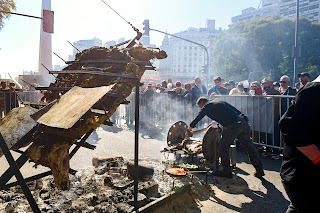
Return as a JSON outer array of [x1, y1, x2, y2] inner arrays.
[[254, 169, 265, 178], [215, 169, 233, 178]]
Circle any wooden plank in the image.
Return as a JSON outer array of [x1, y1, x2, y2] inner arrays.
[[37, 86, 114, 129]]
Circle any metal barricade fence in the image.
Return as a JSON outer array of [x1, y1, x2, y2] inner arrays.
[[111, 93, 295, 150], [0, 89, 294, 151], [218, 95, 295, 150], [0, 90, 20, 118], [0, 90, 42, 119], [18, 91, 42, 103]]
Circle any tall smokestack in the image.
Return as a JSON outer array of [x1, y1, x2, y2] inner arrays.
[[38, 0, 54, 86]]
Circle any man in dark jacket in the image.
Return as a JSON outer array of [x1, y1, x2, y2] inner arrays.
[[188, 97, 264, 178], [279, 75, 320, 213], [279, 75, 296, 116], [191, 77, 207, 104], [298, 72, 311, 87], [279, 75, 296, 96]]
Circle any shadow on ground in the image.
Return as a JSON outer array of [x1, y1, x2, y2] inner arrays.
[[236, 144, 282, 173], [190, 173, 289, 213]]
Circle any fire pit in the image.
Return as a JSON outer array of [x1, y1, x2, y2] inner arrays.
[[0, 154, 217, 212]]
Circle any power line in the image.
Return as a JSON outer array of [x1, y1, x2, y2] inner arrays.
[[100, 0, 139, 32], [0, 10, 42, 19], [258, 0, 262, 9]]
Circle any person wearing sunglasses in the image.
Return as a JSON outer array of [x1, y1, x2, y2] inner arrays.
[[279, 75, 296, 96]]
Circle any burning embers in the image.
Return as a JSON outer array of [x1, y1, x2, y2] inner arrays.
[[0, 157, 160, 212], [0, 153, 218, 212]]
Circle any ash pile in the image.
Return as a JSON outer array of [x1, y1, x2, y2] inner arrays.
[[0, 155, 216, 213], [0, 157, 159, 213]]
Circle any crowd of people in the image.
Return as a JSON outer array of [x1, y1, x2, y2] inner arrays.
[[138, 72, 312, 159], [141, 72, 309, 102]]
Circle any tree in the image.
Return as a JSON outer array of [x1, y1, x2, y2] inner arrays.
[[211, 16, 320, 82], [0, 0, 16, 31]]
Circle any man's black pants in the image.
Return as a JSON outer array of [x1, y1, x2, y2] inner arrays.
[[219, 118, 263, 172]]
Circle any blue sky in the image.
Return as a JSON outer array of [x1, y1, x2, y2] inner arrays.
[[0, 0, 261, 78]]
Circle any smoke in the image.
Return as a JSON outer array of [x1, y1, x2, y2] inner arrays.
[[112, 92, 210, 140], [211, 26, 265, 83]]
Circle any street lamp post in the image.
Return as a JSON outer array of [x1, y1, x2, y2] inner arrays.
[[293, 0, 300, 85]]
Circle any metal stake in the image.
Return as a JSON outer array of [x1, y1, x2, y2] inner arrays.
[[0, 134, 40, 213], [134, 81, 140, 210], [293, 0, 300, 85]]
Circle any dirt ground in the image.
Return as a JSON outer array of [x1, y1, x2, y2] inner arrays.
[[190, 156, 290, 213], [0, 124, 290, 212], [150, 146, 289, 213]]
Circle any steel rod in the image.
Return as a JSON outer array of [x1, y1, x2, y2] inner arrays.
[[49, 70, 138, 79], [0, 149, 29, 189], [134, 82, 140, 210], [0, 134, 40, 213], [69, 129, 94, 158], [65, 59, 150, 65]]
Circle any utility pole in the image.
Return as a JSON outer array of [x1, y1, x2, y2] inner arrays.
[[293, 0, 300, 86], [38, 0, 54, 86]]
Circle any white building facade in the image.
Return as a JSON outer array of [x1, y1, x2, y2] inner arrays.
[[159, 20, 221, 84], [231, 0, 320, 25]]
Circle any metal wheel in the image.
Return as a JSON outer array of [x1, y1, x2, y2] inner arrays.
[[167, 121, 187, 146], [202, 126, 221, 169]]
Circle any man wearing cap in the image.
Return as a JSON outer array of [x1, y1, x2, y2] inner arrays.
[[261, 78, 281, 159], [208, 76, 228, 96], [188, 97, 264, 178], [261, 78, 281, 96], [298, 72, 311, 86], [261, 77, 280, 116], [279, 74, 320, 212], [226, 80, 236, 93], [144, 83, 155, 98]]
